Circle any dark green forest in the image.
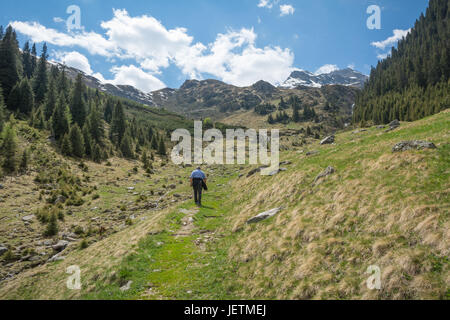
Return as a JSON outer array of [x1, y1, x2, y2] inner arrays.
[[0, 25, 187, 175], [353, 0, 449, 124]]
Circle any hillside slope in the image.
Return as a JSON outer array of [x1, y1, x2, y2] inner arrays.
[[1, 110, 448, 300]]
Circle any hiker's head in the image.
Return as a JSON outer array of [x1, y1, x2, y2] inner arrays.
[[196, 167, 201, 170]]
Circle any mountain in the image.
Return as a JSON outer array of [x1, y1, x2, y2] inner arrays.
[[280, 68, 368, 89]]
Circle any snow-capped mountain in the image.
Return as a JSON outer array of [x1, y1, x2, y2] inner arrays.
[[280, 68, 368, 89]]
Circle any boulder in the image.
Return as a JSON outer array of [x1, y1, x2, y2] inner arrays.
[[22, 215, 35, 222], [314, 166, 335, 184], [52, 240, 69, 252], [386, 120, 400, 132], [120, 280, 133, 292], [392, 141, 437, 152], [306, 150, 319, 156], [0, 184, 4, 189], [247, 166, 269, 177], [48, 253, 65, 262], [320, 136, 335, 145], [247, 207, 283, 224]]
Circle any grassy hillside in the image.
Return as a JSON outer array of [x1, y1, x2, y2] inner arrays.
[[0, 110, 448, 299]]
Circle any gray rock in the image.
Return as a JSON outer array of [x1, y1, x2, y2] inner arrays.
[[120, 280, 133, 292], [54, 195, 67, 204], [247, 166, 269, 177], [314, 166, 335, 184], [386, 120, 400, 132], [306, 150, 319, 156], [0, 184, 4, 189], [280, 161, 292, 165], [52, 240, 69, 252], [48, 253, 65, 262], [247, 207, 283, 224], [169, 184, 176, 189], [0, 246, 8, 256], [22, 215, 35, 222], [392, 141, 437, 152], [320, 136, 335, 145]]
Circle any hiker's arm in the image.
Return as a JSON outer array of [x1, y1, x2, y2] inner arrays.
[[190, 178, 193, 186]]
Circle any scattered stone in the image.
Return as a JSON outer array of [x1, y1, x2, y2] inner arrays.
[[48, 253, 65, 262], [22, 215, 35, 222], [52, 240, 69, 252], [54, 195, 67, 204], [280, 161, 292, 166], [120, 281, 133, 292], [386, 120, 400, 132], [169, 184, 176, 189], [392, 141, 437, 152], [306, 150, 319, 156], [376, 125, 385, 129], [352, 129, 367, 134], [0, 246, 8, 256], [247, 207, 283, 224], [320, 135, 335, 145], [314, 166, 335, 184], [247, 166, 269, 177], [173, 194, 182, 198], [127, 187, 135, 191], [0, 184, 4, 189]]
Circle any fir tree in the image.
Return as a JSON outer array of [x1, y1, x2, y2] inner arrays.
[[69, 124, 85, 158], [69, 74, 87, 127], [87, 103, 104, 143], [103, 97, 114, 123], [82, 124, 92, 158], [1, 121, 18, 173], [0, 87, 5, 132], [150, 135, 159, 150], [43, 79, 57, 120], [120, 131, 134, 159], [31, 43, 37, 76], [33, 43, 48, 104], [92, 143, 102, 163], [19, 148, 29, 173], [22, 41, 33, 78]]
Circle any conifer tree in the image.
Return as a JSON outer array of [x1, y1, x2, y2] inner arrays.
[[82, 124, 92, 158], [103, 97, 114, 123], [69, 74, 87, 127], [22, 41, 33, 78], [120, 131, 134, 159], [69, 124, 85, 158], [33, 43, 48, 104], [110, 101, 126, 145], [60, 134, 71, 156], [87, 103, 104, 143], [0, 87, 5, 132], [157, 137, 167, 156], [31, 43, 37, 76], [92, 143, 102, 163], [1, 121, 18, 173], [150, 135, 159, 150], [19, 148, 29, 173], [51, 94, 70, 140], [0, 26, 22, 99], [43, 79, 57, 120]]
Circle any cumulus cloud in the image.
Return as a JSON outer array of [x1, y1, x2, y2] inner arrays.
[[315, 64, 339, 75], [258, 0, 275, 9], [280, 4, 295, 16], [53, 51, 93, 75], [12, 9, 295, 89], [371, 29, 411, 50], [377, 53, 389, 60]]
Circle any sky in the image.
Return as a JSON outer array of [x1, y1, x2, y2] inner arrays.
[[1, 0, 430, 92]]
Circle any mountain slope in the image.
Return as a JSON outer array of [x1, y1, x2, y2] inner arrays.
[[353, 0, 449, 124], [1, 110, 448, 300]]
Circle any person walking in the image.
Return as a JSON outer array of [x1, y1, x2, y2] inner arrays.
[[190, 167, 207, 206]]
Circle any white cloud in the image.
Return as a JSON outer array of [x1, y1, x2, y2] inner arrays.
[[280, 4, 295, 16], [53, 17, 64, 23], [106, 65, 166, 92], [377, 53, 389, 60], [12, 9, 295, 88], [347, 63, 355, 70], [53, 51, 93, 75], [371, 29, 411, 50], [258, 0, 274, 9], [315, 64, 339, 75]]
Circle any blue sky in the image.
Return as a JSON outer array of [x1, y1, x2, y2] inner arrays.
[[1, 0, 429, 92]]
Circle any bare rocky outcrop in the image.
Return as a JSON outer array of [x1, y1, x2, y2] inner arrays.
[[392, 141, 437, 152], [247, 208, 283, 224]]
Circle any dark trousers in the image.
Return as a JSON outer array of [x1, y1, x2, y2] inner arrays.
[[193, 179, 203, 205]]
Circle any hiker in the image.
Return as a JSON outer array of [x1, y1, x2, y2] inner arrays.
[[190, 167, 207, 206]]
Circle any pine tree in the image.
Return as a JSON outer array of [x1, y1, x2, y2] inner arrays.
[[69, 74, 87, 127], [120, 131, 134, 159], [31, 43, 37, 76], [1, 121, 18, 173], [157, 137, 167, 156], [0, 26, 22, 99], [51, 94, 70, 140], [103, 97, 114, 123], [92, 143, 102, 163], [33, 43, 48, 104], [18, 78, 34, 114], [0, 26, 3, 40], [110, 101, 126, 145], [267, 114, 274, 124], [292, 104, 300, 122], [60, 134, 71, 156], [69, 124, 85, 158]]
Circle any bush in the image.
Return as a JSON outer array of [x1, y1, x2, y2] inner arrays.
[[44, 213, 58, 237]]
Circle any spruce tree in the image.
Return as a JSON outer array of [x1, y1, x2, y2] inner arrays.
[[43, 79, 57, 120], [19, 148, 29, 173], [51, 94, 70, 140], [18, 78, 34, 115], [31, 43, 37, 76], [22, 41, 33, 78], [157, 137, 167, 156], [33, 43, 48, 104], [0, 87, 5, 132], [87, 103, 104, 143], [1, 121, 18, 173], [120, 131, 134, 159], [69, 124, 85, 158], [92, 143, 102, 163], [82, 124, 92, 158], [110, 101, 126, 145], [103, 98, 114, 123], [69, 74, 87, 127], [0, 26, 22, 99], [150, 135, 159, 150], [60, 134, 71, 156]]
